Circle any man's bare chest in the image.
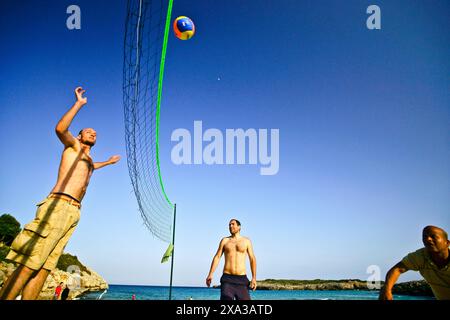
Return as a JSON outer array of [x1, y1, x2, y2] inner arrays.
[[61, 150, 94, 173], [224, 240, 247, 253]]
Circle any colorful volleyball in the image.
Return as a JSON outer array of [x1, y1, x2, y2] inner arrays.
[[173, 16, 195, 40]]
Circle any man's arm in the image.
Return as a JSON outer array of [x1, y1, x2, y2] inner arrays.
[[206, 238, 226, 287], [55, 87, 87, 148], [379, 262, 409, 300], [247, 239, 257, 290], [94, 155, 121, 170]]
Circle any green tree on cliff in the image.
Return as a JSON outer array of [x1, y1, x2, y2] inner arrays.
[[0, 214, 21, 246]]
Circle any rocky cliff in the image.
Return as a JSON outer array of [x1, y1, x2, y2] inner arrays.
[[0, 260, 108, 300], [0, 214, 108, 300]]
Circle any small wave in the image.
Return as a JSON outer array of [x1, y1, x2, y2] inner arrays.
[[97, 290, 108, 300]]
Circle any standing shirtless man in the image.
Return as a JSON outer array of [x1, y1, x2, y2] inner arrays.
[[206, 219, 257, 300], [0, 87, 120, 300]]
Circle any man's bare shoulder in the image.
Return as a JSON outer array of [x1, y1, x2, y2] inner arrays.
[[243, 236, 252, 244], [62, 138, 81, 152]]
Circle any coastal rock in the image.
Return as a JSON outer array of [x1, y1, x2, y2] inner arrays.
[[0, 262, 15, 287], [255, 279, 434, 297], [392, 280, 433, 297], [0, 260, 108, 300], [256, 279, 371, 291]]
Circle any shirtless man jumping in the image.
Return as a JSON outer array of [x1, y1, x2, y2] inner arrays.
[[0, 87, 120, 300], [206, 219, 257, 300]]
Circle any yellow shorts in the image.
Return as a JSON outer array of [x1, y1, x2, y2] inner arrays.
[[6, 197, 80, 271]]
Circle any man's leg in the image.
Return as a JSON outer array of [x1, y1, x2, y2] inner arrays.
[[0, 264, 35, 300], [235, 285, 251, 300], [21, 208, 79, 300], [21, 268, 50, 300], [220, 282, 235, 300]]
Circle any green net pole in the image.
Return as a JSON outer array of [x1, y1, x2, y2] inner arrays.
[[169, 203, 177, 300], [156, 0, 174, 208]]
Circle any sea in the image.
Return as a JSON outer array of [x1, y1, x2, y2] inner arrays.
[[78, 285, 434, 300]]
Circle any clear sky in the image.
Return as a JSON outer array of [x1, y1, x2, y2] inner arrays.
[[0, 0, 449, 287]]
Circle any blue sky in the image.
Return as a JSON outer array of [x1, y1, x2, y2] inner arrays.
[[0, 0, 449, 287]]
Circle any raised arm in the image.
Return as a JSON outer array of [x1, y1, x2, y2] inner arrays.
[[206, 238, 226, 287], [247, 239, 257, 290], [94, 155, 121, 170], [55, 87, 87, 148], [379, 262, 409, 300]]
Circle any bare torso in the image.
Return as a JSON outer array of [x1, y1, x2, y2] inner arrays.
[[222, 236, 250, 275], [50, 145, 94, 202]]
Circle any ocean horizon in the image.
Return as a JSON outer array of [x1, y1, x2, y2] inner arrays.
[[78, 284, 434, 300]]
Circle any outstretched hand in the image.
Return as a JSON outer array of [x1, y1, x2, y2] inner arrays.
[[108, 155, 121, 164], [75, 87, 87, 105]]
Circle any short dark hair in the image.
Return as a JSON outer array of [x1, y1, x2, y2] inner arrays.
[[230, 219, 241, 226], [78, 129, 83, 135], [423, 225, 448, 240]]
